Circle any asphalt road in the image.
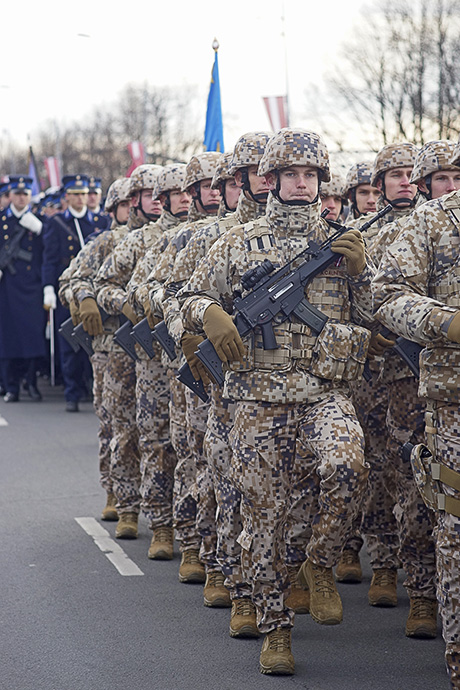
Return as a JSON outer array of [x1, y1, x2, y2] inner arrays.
[[0, 380, 450, 690]]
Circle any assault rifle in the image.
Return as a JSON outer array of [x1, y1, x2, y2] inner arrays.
[[113, 318, 138, 361], [380, 326, 422, 378], [58, 317, 81, 353], [71, 308, 111, 358], [195, 204, 393, 385], [0, 226, 32, 277], [131, 317, 157, 359]]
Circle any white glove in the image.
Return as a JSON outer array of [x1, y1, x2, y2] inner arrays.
[[43, 285, 57, 310], [19, 212, 43, 235]]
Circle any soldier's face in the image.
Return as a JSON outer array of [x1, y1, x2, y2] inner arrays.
[[354, 184, 380, 215], [169, 189, 192, 216], [419, 169, 460, 200], [140, 189, 163, 216], [223, 178, 241, 210], [246, 165, 270, 198], [378, 168, 416, 204], [66, 192, 87, 212], [11, 191, 30, 211], [267, 166, 318, 203], [87, 190, 101, 210], [114, 200, 130, 224], [197, 179, 221, 212], [321, 195, 342, 221]]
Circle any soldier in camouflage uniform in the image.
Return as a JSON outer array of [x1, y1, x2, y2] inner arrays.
[[145, 152, 222, 584], [343, 162, 380, 220], [93, 165, 162, 539], [372, 138, 460, 688], [213, 151, 241, 216], [180, 128, 373, 675], [174, 133, 274, 629], [59, 177, 132, 521], [320, 172, 347, 222], [357, 143, 438, 637]]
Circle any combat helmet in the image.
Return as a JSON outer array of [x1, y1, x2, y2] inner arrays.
[[371, 143, 418, 187], [410, 140, 459, 185], [129, 164, 163, 195], [228, 131, 273, 176], [153, 164, 189, 218], [320, 172, 347, 200], [211, 152, 234, 189], [258, 128, 331, 182], [182, 152, 221, 191], [450, 136, 460, 167], [343, 162, 373, 197], [104, 177, 132, 212]]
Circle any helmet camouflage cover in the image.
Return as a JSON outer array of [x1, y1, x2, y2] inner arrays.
[[320, 172, 347, 199], [371, 142, 419, 186], [211, 152, 234, 189], [182, 152, 221, 191], [410, 140, 459, 184], [450, 135, 460, 167], [227, 131, 273, 176], [104, 177, 132, 212], [153, 164, 187, 199], [343, 161, 373, 196], [258, 128, 331, 182], [129, 164, 163, 194]]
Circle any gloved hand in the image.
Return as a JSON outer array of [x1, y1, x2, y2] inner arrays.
[[331, 229, 366, 276], [80, 297, 103, 336], [180, 333, 213, 385], [19, 212, 43, 234], [143, 298, 160, 329], [368, 331, 395, 357], [43, 285, 57, 311], [122, 301, 139, 325], [202, 303, 245, 363], [69, 298, 81, 327], [447, 311, 460, 343]]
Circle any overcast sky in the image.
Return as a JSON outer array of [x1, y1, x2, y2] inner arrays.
[[0, 0, 368, 151]]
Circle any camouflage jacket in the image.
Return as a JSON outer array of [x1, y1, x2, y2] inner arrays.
[[373, 190, 460, 403], [180, 194, 374, 404]]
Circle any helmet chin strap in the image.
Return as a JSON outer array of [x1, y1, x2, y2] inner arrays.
[[114, 205, 128, 225], [240, 168, 269, 205], [381, 177, 417, 208], [272, 170, 319, 206], [137, 194, 160, 222]]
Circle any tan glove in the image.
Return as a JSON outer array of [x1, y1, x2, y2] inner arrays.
[[69, 298, 81, 327], [368, 331, 395, 358], [331, 229, 366, 276], [180, 333, 213, 385], [447, 311, 460, 343], [143, 298, 160, 330], [122, 301, 139, 325], [79, 297, 103, 336], [202, 303, 245, 363]]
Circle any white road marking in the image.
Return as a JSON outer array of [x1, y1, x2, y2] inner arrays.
[[75, 517, 144, 576], [0, 415, 9, 426]]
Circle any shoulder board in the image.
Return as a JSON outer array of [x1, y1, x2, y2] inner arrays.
[[442, 191, 460, 211]]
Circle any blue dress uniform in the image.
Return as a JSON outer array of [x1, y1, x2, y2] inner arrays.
[[0, 176, 46, 401], [42, 174, 105, 407]]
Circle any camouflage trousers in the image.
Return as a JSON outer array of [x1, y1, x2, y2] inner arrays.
[[350, 376, 400, 569], [104, 352, 140, 514], [135, 359, 176, 529], [228, 390, 368, 633], [203, 386, 251, 598], [425, 400, 460, 684], [169, 374, 200, 551], [91, 351, 112, 494], [184, 387, 212, 565], [386, 377, 436, 598]]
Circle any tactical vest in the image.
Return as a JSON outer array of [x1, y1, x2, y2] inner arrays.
[[223, 218, 371, 404]]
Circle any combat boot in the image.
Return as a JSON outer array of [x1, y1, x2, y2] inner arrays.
[[405, 597, 438, 638], [335, 549, 362, 583], [178, 548, 205, 583], [229, 597, 259, 638], [101, 493, 118, 522], [115, 512, 138, 539], [446, 645, 460, 688], [285, 565, 310, 614], [298, 559, 343, 625], [203, 571, 231, 607], [259, 627, 295, 676], [368, 568, 398, 607], [148, 526, 174, 560]]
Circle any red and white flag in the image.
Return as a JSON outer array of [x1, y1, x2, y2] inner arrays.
[[262, 96, 289, 131], [127, 141, 145, 176], [44, 157, 61, 187]]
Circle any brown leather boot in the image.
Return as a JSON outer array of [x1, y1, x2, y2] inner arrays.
[[405, 597, 438, 638], [148, 526, 174, 560], [178, 548, 205, 583], [259, 628, 294, 675], [368, 568, 398, 607], [115, 512, 138, 539], [229, 598, 260, 638], [298, 559, 343, 625], [101, 493, 118, 521], [335, 549, 362, 583], [203, 571, 231, 607], [285, 565, 310, 614]]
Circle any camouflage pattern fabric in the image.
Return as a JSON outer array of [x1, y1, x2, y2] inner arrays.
[[91, 351, 112, 493]]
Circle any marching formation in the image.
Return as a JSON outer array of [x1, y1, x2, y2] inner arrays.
[[1, 129, 460, 686]]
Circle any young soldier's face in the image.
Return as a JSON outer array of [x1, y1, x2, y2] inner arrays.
[[378, 167, 416, 204], [114, 200, 130, 224], [11, 191, 30, 212], [169, 189, 191, 217], [354, 184, 380, 215], [139, 189, 162, 216], [320, 195, 342, 221], [66, 191, 87, 212], [419, 169, 460, 200], [223, 178, 241, 210], [266, 165, 318, 203]]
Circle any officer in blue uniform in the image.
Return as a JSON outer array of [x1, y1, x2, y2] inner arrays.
[[0, 179, 11, 209], [87, 176, 111, 234], [42, 174, 105, 411], [0, 175, 46, 402]]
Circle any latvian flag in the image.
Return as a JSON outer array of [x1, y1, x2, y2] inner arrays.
[[262, 96, 289, 131]]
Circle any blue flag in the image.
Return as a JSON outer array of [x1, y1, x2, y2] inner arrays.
[[28, 146, 41, 196], [204, 49, 224, 152]]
